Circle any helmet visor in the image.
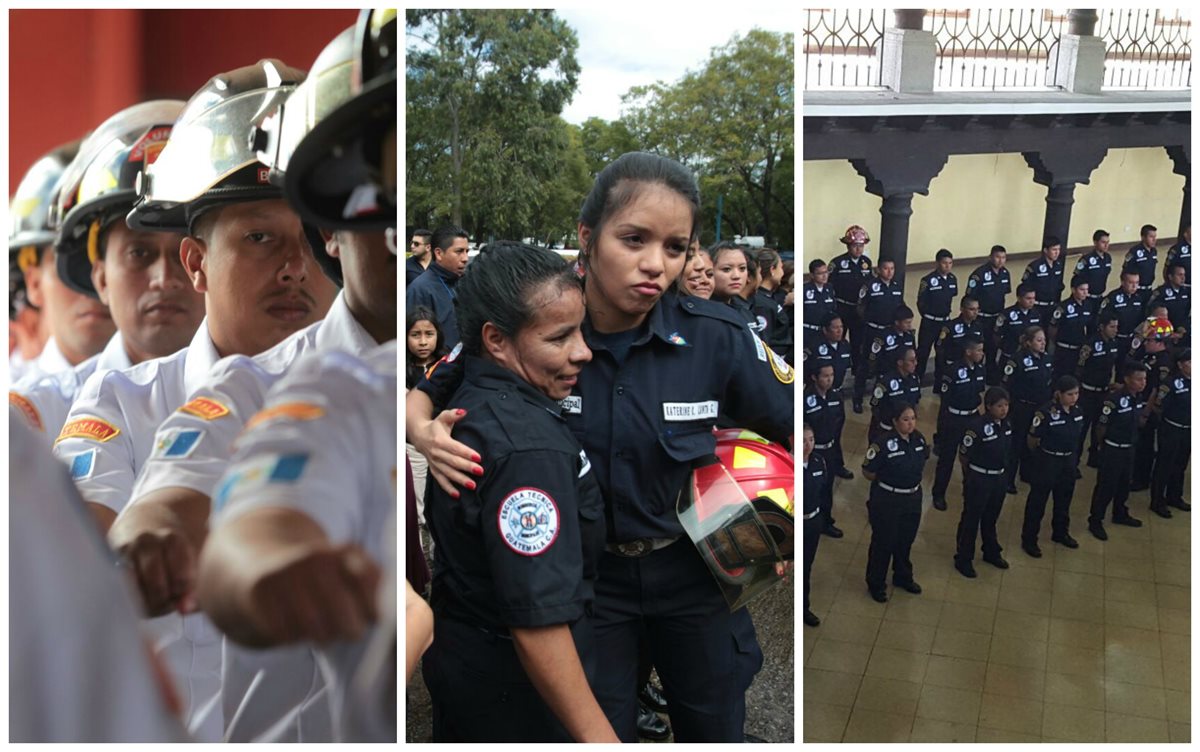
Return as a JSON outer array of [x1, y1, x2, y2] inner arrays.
[[144, 87, 295, 204]]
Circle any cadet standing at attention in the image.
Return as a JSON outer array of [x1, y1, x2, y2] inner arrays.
[[1021, 376, 1085, 557], [953, 387, 1013, 577]]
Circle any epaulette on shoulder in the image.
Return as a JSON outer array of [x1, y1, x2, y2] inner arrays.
[[676, 294, 746, 328]]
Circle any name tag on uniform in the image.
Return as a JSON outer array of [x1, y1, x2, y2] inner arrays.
[[560, 395, 582, 414], [663, 400, 719, 421]]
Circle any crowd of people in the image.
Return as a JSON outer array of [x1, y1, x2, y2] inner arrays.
[[404, 152, 796, 742], [9, 12, 397, 742], [802, 223, 1191, 628]]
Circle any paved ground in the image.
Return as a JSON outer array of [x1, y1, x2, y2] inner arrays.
[[406, 545, 794, 743]]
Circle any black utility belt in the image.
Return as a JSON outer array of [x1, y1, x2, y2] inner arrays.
[[946, 406, 977, 416], [922, 314, 950, 322], [866, 322, 888, 330], [835, 298, 858, 306], [606, 535, 681, 558], [1081, 383, 1106, 392], [1056, 342, 1081, 350], [976, 312, 1000, 319], [1041, 448, 1073, 457], [1104, 439, 1134, 449]]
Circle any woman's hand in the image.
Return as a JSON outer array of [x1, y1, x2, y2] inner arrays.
[[411, 408, 484, 496]]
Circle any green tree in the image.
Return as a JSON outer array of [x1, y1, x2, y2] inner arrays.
[[406, 9, 581, 239], [620, 29, 794, 247]]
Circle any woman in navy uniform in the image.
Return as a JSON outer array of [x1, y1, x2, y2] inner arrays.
[[953, 387, 1013, 577], [802, 423, 825, 627], [1000, 325, 1053, 494], [1149, 349, 1190, 516], [421, 243, 616, 742], [409, 152, 793, 743], [1020, 376, 1085, 557], [868, 347, 921, 444], [862, 402, 929, 603], [806, 312, 854, 481], [805, 361, 842, 538]]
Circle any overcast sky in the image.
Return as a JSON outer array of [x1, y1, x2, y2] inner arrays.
[[556, 7, 792, 124]]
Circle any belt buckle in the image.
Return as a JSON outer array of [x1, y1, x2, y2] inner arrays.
[[618, 539, 649, 557]]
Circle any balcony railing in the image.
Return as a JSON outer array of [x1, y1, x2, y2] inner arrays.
[[802, 7, 1192, 92]]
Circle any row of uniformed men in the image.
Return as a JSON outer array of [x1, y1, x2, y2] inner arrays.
[[802, 225, 1191, 402], [9, 11, 397, 743]]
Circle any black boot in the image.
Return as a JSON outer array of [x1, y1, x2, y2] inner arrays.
[[636, 702, 670, 741], [639, 682, 668, 712]]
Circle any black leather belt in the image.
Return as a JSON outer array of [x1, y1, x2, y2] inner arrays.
[[1057, 342, 1081, 350], [606, 536, 681, 557], [968, 464, 1005, 475], [879, 482, 920, 494], [1041, 449, 1073, 457], [923, 314, 950, 322], [947, 406, 977, 416], [1104, 440, 1133, 449]]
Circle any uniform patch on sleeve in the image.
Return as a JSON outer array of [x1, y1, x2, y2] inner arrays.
[[497, 487, 560, 556], [56, 417, 120, 444], [213, 453, 311, 511], [152, 428, 204, 459], [765, 345, 795, 384], [70, 449, 98, 481], [245, 402, 326, 431], [179, 397, 230, 421], [9, 391, 43, 431]]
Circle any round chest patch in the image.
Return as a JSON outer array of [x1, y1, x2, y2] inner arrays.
[[963, 433, 974, 447], [497, 487, 560, 556], [984, 422, 995, 436]]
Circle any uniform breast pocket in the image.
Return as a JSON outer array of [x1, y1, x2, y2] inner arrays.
[[658, 423, 717, 465]]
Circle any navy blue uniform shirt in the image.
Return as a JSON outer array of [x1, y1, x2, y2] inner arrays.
[[959, 415, 1012, 470], [801, 282, 835, 335], [829, 252, 873, 305], [1166, 241, 1191, 287], [1123, 243, 1158, 290], [858, 278, 905, 328], [863, 431, 929, 489], [916, 271, 958, 320], [1050, 297, 1096, 348], [966, 262, 1012, 316], [1022, 255, 1067, 307], [1078, 335, 1119, 389], [1157, 372, 1190, 427], [427, 356, 606, 631], [1030, 401, 1084, 454], [1097, 387, 1145, 445], [1099, 288, 1147, 339], [996, 304, 1040, 355], [1002, 349, 1053, 404], [418, 292, 794, 542], [1073, 251, 1113, 299], [939, 361, 986, 413], [807, 338, 852, 390]]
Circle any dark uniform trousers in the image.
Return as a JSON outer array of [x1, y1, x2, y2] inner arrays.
[[838, 302, 866, 376], [425, 615, 596, 742], [916, 317, 944, 383], [931, 412, 973, 500], [1022, 451, 1077, 543], [1078, 387, 1105, 463], [591, 539, 762, 743], [1005, 401, 1037, 487], [813, 445, 838, 524], [1089, 444, 1135, 523], [956, 469, 1007, 563], [1052, 344, 1080, 379], [865, 489, 922, 591], [977, 314, 1000, 384], [802, 513, 823, 613], [1131, 414, 1158, 489], [1152, 421, 1190, 509], [830, 414, 848, 476]]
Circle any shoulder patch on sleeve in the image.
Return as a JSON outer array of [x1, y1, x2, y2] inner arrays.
[[245, 401, 326, 432], [70, 449, 98, 481], [151, 427, 205, 459], [765, 344, 794, 384], [56, 417, 120, 444], [497, 487, 560, 556], [9, 391, 43, 431], [179, 397, 231, 421]]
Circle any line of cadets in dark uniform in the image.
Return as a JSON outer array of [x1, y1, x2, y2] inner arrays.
[[801, 223, 1191, 627]]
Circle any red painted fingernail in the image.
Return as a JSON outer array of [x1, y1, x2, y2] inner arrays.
[[456, 409, 466, 416], [471, 453, 481, 463], [465, 479, 476, 491], [451, 489, 461, 499], [472, 466, 484, 476]]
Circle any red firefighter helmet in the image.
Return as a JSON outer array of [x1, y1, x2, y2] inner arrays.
[[840, 225, 870, 246], [677, 429, 794, 611], [1146, 316, 1174, 340]]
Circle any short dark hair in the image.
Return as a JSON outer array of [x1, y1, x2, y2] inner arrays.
[[1016, 282, 1034, 297], [1054, 375, 1080, 394], [935, 248, 953, 261], [1092, 229, 1109, 242], [579, 152, 700, 262], [893, 304, 914, 321], [990, 244, 1007, 257], [454, 241, 582, 358], [894, 345, 916, 365], [822, 311, 843, 329], [961, 294, 979, 309], [878, 256, 895, 267], [1098, 309, 1119, 326], [1122, 362, 1149, 379], [1070, 275, 1088, 289], [1141, 224, 1157, 237], [412, 228, 432, 241], [808, 258, 827, 274], [1043, 236, 1062, 250], [984, 386, 1010, 407], [432, 225, 468, 255]]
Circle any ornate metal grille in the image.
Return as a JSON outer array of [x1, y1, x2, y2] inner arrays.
[[802, 8, 888, 89], [1099, 9, 1191, 90], [927, 9, 1067, 90]]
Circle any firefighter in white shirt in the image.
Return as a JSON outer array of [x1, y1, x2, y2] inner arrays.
[[198, 341, 398, 743], [9, 421, 188, 743], [10, 100, 204, 447], [9, 140, 117, 383], [109, 20, 396, 742], [51, 60, 337, 742]]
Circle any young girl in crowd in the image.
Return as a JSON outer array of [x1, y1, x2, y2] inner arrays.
[[406, 307, 446, 390]]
